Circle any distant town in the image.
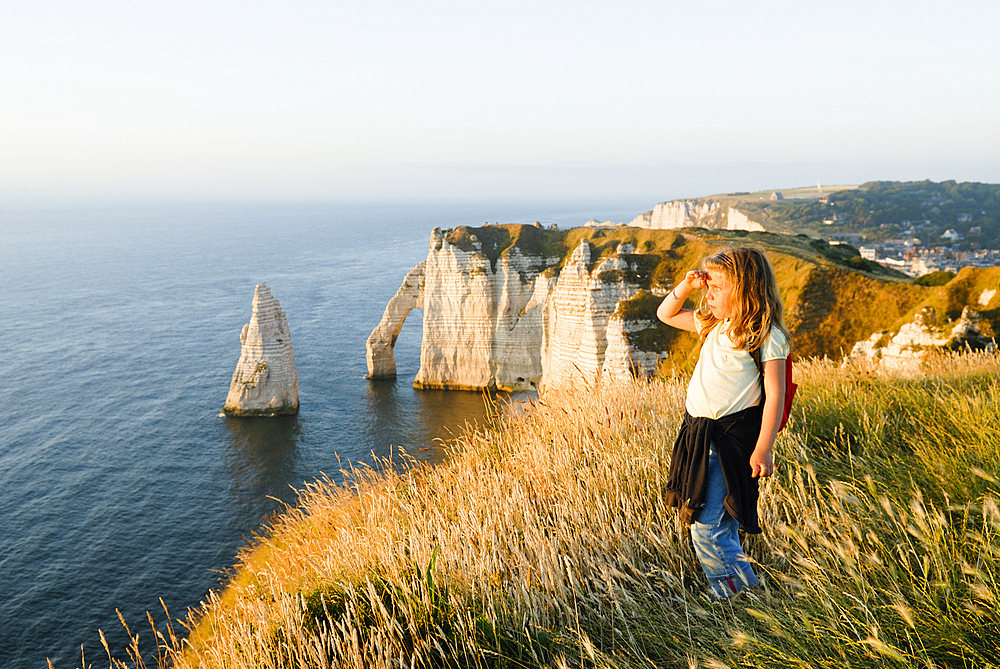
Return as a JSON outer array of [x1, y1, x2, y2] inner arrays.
[[830, 218, 999, 278], [736, 181, 1000, 279], [856, 237, 1000, 278]]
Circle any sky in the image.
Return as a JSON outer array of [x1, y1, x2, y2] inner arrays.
[[2, 0, 999, 202]]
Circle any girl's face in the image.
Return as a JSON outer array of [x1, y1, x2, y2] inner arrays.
[[704, 269, 735, 320]]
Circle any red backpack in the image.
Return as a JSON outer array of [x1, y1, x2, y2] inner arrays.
[[752, 351, 797, 432]]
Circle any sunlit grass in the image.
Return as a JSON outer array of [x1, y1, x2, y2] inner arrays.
[[92, 351, 1000, 668]]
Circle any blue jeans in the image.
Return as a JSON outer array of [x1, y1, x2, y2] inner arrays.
[[690, 445, 759, 597]]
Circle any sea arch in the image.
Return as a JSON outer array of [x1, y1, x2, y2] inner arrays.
[[365, 262, 425, 379]]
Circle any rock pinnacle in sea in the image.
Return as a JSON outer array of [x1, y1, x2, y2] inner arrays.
[[223, 282, 299, 416]]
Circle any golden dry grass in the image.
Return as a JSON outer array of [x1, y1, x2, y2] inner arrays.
[[94, 353, 1000, 669]]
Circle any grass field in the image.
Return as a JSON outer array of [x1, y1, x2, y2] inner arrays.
[[95, 352, 1000, 669]]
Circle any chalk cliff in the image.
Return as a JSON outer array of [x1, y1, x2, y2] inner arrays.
[[726, 207, 766, 232], [846, 306, 995, 373], [366, 262, 425, 379], [541, 240, 656, 388], [366, 226, 669, 392], [628, 199, 720, 229], [628, 199, 765, 233], [603, 311, 664, 382], [412, 227, 556, 390], [223, 283, 299, 416]]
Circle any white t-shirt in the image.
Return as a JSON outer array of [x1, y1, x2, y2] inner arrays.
[[685, 320, 790, 420]]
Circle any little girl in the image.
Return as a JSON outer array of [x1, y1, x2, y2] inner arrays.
[[656, 247, 790, 598]]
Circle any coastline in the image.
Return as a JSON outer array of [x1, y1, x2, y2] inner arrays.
[[3, 200, 652, 669]]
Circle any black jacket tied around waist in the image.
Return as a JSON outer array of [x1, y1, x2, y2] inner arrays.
[[664, 405, 764, 534]]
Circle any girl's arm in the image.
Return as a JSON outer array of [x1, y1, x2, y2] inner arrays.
[[750, 357, 786, 478], [656, 270, 706, 332]]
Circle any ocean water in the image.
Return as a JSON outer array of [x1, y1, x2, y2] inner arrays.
[[0, 200, 645, 669]]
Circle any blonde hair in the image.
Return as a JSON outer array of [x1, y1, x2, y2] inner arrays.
[[694, 247, 791, 352]]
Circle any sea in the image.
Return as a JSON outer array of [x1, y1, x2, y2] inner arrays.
[[0, 199, 648, 669]]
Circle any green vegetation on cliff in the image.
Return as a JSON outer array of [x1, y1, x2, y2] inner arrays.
[[106, 353, 1000, 668], [444, 224, 567, 272]]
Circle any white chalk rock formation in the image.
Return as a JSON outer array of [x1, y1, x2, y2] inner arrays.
[[542, 241, 646, 389], [223, 283, 299, 416], [846, 306, 994, 374], [948, 307, 994, 350], [366, 262, 425, 379], [629, 199, 720, 229], [413, 227, 558, 390], [602, 312, 663, 382], [367, 227, 671, 393], [726, 207, 766, 232], [628, 199, 767, 233]]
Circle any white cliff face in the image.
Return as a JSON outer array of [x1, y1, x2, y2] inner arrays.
[[541, 241, 646, 390], [413, 228, 558, 391], [629, 200, 719, 229], [366, 262, 425, 379], [846, 306, 994, 374], [629, 200, 766, 233], [490, 253, 558, 390], [949, 307, 994, 349], [224, 283, 299, 416], [367, 228, 669, 393], [602, 313, 662, 382], [726, 207, 766, 232]]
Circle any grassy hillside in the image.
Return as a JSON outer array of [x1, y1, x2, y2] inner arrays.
[[105, 352, 1000, 668]]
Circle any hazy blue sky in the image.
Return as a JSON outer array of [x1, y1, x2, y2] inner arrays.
[[2, 0, 998, 202]]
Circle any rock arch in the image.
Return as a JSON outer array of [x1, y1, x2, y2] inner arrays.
[[366, 262, 425, 379]]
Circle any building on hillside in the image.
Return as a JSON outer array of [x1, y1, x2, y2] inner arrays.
[[829, 232, 866, 245], [770, 190, 784, 201], [859, 246, 878, 260], [901, 219, 931, 234], [942, 229, 965, 241], [911, 256, 939, 276], [878, 257, 910, 273]]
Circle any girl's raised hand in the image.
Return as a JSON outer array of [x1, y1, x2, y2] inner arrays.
[[682, 269, 707, 291], [658, 268, 706, 331]]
